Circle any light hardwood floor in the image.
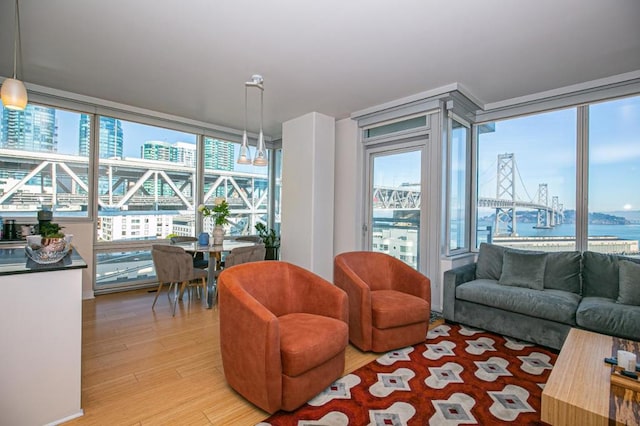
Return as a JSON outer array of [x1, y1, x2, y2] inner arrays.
[[64, 288, 388, 425]]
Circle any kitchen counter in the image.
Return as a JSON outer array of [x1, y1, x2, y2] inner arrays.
[[0, 246, 86, 425], [0, 245, 87, 276]]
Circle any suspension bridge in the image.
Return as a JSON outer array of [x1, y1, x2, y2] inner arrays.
[[372, 153, 564, 237], [478, 153, 564, 236]]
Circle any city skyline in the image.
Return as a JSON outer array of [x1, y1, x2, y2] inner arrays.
[[1, 105, 268, 175]]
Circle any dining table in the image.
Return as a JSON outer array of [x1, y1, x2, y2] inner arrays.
[[175, 239, 256, 308]]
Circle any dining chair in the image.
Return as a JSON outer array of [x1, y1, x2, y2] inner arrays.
[[334, 251, 431, 352], [209, 244, 266, 306], [151, 245, 208, 316], [213, 243, 266, 279], [170, 236, 208, 269]]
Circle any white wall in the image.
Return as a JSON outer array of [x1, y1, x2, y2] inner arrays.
[[333, 118, 361, 256], [281, 112, 336, 281], [62, 221, 95, 299]]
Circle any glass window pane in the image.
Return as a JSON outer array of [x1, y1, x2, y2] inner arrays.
[[588, 95, 640, 256], [95, 249, 155, 288], [0, 104, 90, 220], [371, 150, 421, 268], [202, 137, 269, 236], [476, 109, 577, 251], [97, 118, 197, 242], [449, 120, 468, 252]]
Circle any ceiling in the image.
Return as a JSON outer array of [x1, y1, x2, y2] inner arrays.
[[1, 0, 639, 138]]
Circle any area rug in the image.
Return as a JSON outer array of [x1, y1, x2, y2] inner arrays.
[[259, 323, 558, 425]]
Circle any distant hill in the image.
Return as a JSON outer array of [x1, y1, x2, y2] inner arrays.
[[607, 210, 640, 223], [479, 210, 631, 225]]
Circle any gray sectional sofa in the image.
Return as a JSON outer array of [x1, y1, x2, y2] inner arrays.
[[443, 243, 640, 350]]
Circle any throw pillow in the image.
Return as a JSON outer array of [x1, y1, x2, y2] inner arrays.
[[544, 251, 582, 294], [498, 251, 547, 290], [617, 260, 640, 306], [476, 243, 507, 280]]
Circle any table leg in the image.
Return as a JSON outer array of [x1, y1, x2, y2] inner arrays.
[[206, 252, 222, 308]]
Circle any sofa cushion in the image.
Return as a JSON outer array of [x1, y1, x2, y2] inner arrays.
[[618, 260, 640, 306], [498, 250, 547, 290], [279, 313, 348, 377], [582, 252, 640, 299], [544, 251, 582, 294], [456, 279, 579, 325], [476, 243, 507, 280], [576, 297, 640, 341], [371, 290, 430, 329]]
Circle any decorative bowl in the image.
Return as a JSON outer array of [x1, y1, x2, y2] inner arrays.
[[25, 243, 71, 264]]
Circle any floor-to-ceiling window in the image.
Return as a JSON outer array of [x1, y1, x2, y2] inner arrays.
[[476, 108, 577, 251], [361, 113, 432, 271], [447, 117, 470, 254], [368, 148, 423, 269], [1, 94, 279, 293], [475, 93, 640, 257], [0, 104, 90, 220], [588, 95, 640, 255]]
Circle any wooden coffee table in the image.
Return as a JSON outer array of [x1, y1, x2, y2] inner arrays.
[[541, 328, 640, 426]]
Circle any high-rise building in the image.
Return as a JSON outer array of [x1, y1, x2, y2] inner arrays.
[[141, 140, 172, 162], [204, 137, 233, 171], [79, 116, 123, 158], [0, 105, 57, 152], [172, 141, 197, 167]]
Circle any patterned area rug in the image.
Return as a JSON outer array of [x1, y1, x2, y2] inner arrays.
[[260, 323, 558, 425]]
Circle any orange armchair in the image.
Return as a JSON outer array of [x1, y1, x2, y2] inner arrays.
[[334, 251, 431, 352], [218, 261, 348, 414]]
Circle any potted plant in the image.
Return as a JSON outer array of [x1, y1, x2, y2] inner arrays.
[[38, 222, 66, 252], [198, 197, 230, 245], [255, 222, 280, 260]]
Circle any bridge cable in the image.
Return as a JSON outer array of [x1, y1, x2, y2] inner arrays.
[[513, 159, 534, 202]]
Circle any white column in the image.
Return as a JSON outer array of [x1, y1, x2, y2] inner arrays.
[[281, 112, 335, 281], [334, 118, 361, 256]]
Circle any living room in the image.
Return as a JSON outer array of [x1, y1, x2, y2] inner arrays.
[[1, 1, 639, 425]]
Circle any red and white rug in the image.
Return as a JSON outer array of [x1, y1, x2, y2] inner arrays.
[[260, 323, 558, 425]]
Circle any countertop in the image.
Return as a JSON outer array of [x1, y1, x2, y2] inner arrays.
[[0, 246, 87, 276]]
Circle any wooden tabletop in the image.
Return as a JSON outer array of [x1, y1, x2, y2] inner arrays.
[[542, 328, 640, 426]]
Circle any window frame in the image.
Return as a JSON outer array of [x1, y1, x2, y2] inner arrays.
[[445, 112, 471, 256]]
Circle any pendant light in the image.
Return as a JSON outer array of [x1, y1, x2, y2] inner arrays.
[[252, 77, 268, 166], [1, 0, 28, 111], [236, 82, 252, 164], [237, 74, 268, 167]]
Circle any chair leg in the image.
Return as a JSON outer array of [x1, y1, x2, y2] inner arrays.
[[152, 281, 164, 309], [171, 282, 179, 316]]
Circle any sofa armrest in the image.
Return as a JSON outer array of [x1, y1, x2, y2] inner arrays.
[[442, 263, 477, 321]]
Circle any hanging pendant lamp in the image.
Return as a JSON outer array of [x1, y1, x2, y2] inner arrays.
[[252, 80, 268, 166], [236, 84, 252, 164], [237, 74, 268, 167], [1, 0, 28, 111]]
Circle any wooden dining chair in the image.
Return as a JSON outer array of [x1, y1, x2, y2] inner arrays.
[[151, 245, 208, 316]]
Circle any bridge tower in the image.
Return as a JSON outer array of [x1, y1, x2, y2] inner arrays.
[[536, 183, 551, 228], [494, 153, 517, 236], [551, 196, 559, 226], [558, 203, 564, 224]]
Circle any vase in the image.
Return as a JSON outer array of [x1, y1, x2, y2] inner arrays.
[[212, 225, 225, 245], [198, 231, 210, 246]]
